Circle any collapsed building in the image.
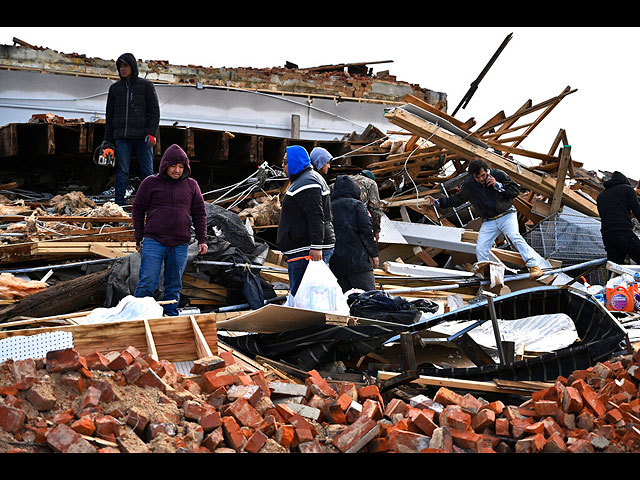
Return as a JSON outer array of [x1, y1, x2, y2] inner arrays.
[[1, 36, 640, 454]]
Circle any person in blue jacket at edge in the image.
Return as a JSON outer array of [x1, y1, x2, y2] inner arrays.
[[276, 146, 335, 299]]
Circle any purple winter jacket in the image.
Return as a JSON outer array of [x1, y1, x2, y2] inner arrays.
[[132, 144, 207, 247]]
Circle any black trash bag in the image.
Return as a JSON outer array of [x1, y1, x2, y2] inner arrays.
[[408, 298, 440, 314], [347, 290, 424, 325], [204, 203, 256, 254], [213, 266, 276, 308], [242, 267, 265, 310]]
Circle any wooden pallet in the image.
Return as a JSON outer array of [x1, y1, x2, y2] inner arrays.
[[0, 312, 218, 363]]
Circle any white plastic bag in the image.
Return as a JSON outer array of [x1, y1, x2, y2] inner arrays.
[[84, 295, 164, 324], [293, 260, 350, 315]]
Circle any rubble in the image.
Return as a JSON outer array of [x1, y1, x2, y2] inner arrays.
[[2, 36, 640, 454], [2, 343, 640, 453]]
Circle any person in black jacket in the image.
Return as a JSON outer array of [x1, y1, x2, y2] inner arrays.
[[596, 171, 640, 264], [103, 53, 160, 206], [425, 159, 543, 278], [329, 175, 379, 292], [277, 146, 335, 297]]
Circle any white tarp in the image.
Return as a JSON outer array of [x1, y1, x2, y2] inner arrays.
[[428, 313, 579, 360]]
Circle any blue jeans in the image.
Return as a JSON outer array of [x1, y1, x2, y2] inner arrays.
[[287, 249, 334, 297], [134, 237, 189, 316], [114, 138, 154, 206], [476, 211, 539, 268]]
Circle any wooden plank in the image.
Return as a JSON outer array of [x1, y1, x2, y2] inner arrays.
[[475, 87, 577, 137], [0, 216, 133, 224], [190, 315, 214, 359], [550, 146, 572, 214], [484, 140, 556, 163], [377, 371, 553, 395], [143, 319, 159, 361], [402, 94, 474, 132], [89, 243, 128, 258], [31, 242, 137, 255], [182, 274, 228, 296], [0, 124, 19, 157]]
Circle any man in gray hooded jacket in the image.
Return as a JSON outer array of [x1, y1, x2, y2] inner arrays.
[[103, 53, 160, 206]]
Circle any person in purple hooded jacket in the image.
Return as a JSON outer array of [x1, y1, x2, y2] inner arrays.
[[132, 144, 208, 315]]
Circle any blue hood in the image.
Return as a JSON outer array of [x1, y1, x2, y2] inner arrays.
[[286, 146, 311, 176]]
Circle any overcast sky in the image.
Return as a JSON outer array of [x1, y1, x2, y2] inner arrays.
[[4, 26, 639, 179]]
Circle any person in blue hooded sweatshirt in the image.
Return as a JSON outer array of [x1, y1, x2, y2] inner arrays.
[[277, 146, 335, 297]]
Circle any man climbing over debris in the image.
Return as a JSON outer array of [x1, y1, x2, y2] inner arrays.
[[102, 53, 160, 206], [277, 145, 335, 298], [596, 171, 640, 264], [132, 144, 208, 316], [425, 159, 543, 278]]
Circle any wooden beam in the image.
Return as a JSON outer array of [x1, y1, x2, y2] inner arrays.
[[402, 94, 475, 132], [191, 315, 214, 359], [377, 371, 553, 396], [550, 146, 572, 214], [143, 319, 159, 361], [484, 140, 556, 163]]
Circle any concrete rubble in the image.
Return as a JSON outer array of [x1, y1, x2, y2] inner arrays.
[[2, 37, 640, 454]]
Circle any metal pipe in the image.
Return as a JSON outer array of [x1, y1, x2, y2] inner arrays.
[[0, 257, 119, 275], [193, 260, 288, 273], [384, 257, 607, 294], [486, 296, 507, 364], [214, 295, 288, 313]]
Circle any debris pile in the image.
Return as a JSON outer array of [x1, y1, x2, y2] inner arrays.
[[3, 36, 640, 454], [2, 343, 640, 453]]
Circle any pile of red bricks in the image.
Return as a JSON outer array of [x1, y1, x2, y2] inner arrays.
[[1, 345, 640, 453]]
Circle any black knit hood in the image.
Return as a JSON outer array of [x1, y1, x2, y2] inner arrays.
[[331, 175, 361, 201], [116, 53, 139, 79], [604, 171, 632, 189]]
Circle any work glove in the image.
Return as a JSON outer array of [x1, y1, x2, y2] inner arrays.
[[145, 135, 156, 147], [100, 141, 115, 162]]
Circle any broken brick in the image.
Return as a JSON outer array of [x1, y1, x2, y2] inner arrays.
[[515, 433, 546, 453], [333, 416, 381, 453], [71, 416, 96, 436], [305, 370, 337, 399], [433, 387, 464, 407], [0, 405, 26, 433], [47, 424, 97, 453], [26, 382, 57, 411], [46, 348, 81, 373]]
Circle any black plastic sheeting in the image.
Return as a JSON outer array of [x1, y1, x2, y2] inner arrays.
[[222, 323, 408, 372], [410, 286, 629, 382], [222, 291, 437, 371], [222, 286, 628, 381], [348, 290, 438, 325]]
